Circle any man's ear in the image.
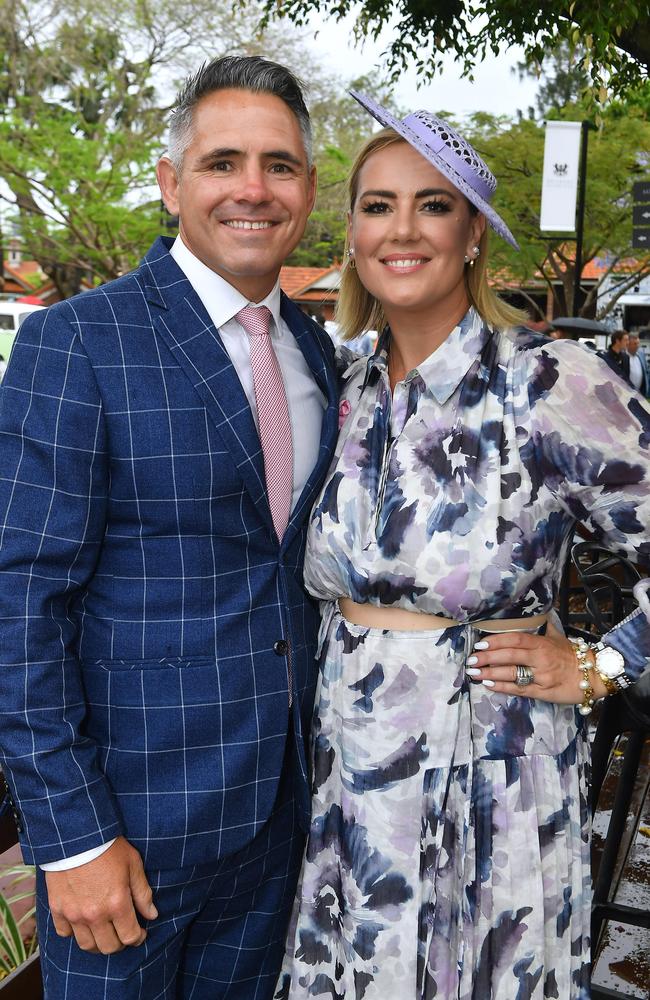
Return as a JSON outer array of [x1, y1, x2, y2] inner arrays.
[[157, 157, 181, 217], [307, 164, 317, 214]]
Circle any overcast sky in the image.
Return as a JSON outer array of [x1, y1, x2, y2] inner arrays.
[[306, 11, 540, 120]]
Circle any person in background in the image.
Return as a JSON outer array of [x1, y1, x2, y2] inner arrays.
[[276, 93, 650, 1000], [628, 331, 649, 396], [601, 328, 632, 385], [0, 55, 338, 1000]]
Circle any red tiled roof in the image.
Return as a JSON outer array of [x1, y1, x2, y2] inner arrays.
[[279, 266, 330, 298]]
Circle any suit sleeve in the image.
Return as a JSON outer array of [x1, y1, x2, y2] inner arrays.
[[0, 307, 123, 864], [525, 339, 650, 682]]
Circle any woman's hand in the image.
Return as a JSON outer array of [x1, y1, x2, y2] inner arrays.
[[465, 623, 610, 704]]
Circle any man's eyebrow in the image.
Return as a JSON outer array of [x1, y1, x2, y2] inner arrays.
[[195, 147, 303, 168]]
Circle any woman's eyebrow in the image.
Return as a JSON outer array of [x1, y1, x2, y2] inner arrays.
[[358, 188, 396, 199], [358, 187, 457, 199]]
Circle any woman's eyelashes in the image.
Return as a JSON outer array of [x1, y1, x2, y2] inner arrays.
[[359, 199, 390, 214], [359, 197, 453, 215], [422, 198, 452, 213]]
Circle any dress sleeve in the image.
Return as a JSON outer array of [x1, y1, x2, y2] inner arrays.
[[524, 339, 650, 681]]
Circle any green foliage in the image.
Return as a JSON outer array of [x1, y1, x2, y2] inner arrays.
[[261, 0, 650, 103], [515, 41, 591, 118], [464, 103, 650, 317], [0, 865, 36, 979], [0, 0, 338, 294]]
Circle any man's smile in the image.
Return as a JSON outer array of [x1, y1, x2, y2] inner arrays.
[[223, 220, 276, 230]]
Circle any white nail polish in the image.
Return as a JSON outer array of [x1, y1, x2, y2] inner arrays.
[[466, 667, 481, 676], [474, 640, 490, 650], [482, 679, 496, 688], [466, 655, 479, 665]]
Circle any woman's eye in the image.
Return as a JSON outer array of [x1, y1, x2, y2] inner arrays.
[[422, 199, 451, 213], [360, 201, 389, 214]]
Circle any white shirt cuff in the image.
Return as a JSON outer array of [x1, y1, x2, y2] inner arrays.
[[40, 838, 116, 871]]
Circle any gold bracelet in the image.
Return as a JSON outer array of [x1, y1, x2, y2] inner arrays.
[[593, 669, 619, 697], [568, 637, 595, 716]]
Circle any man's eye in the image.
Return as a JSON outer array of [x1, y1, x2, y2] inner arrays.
[[212, 161, 232, 171], [270, 163, 292, 174]]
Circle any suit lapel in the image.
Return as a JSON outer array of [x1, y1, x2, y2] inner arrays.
[[280, 294, 339, 544], [139, 240, 339, 544], [141, 240, 273, 531]]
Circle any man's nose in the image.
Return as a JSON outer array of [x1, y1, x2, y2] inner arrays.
[[234, 164, 272, 203]]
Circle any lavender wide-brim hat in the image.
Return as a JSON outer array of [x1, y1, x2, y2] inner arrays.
[[349, 90, 519, 250]]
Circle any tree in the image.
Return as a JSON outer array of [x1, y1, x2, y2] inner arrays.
[[515, 41, 590, 119], [0, 0, 328, 296], [463, 98, 650, 319], [261, 0, 650, 103]]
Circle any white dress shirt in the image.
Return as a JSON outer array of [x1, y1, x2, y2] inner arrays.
[[41, 237, 327, 871], [629, 352, 644, 392]]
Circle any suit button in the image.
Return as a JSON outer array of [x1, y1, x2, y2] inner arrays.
[[273, 639, 288, 656]]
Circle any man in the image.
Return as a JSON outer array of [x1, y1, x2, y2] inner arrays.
[[600, 328, 632, 385], [627, 331, 649, 396], [0, 56, 338, 999]]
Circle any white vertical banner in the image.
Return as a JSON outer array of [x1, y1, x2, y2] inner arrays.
[[540, 121, 582, 232]]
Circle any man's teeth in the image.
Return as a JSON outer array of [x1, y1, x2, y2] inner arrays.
[[384, 259, 426, 268], [225, 220, 274, 230]]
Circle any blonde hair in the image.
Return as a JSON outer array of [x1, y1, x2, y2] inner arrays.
[[336, 128, 527, 340]]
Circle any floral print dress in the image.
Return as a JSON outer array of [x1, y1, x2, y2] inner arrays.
[[276, 309, 650, 1000]]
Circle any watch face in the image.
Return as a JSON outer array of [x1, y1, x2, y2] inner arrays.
[[596, 646, 626, 678]]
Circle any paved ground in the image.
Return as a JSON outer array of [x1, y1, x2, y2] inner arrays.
[[591, 736, 650, 998]]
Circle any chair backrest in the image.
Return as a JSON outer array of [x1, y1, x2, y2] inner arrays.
[[570, 542, 643, 635], [570, 542, 650, 726]]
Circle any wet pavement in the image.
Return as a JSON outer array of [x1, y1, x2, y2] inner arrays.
[[591, 736, 650, 997]]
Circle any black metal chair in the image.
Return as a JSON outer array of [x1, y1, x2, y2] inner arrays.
[[567, 543, 650, 997]]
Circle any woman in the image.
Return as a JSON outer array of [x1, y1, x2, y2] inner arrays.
[[276, 93, 650, 999]]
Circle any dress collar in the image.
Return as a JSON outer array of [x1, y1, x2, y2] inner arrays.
[[364, 308, 493, 404]]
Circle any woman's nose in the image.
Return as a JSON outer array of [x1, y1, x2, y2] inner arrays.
[[389, 207, 420, 241]]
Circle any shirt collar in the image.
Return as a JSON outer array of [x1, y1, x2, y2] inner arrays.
[[170, 235, 283, 335], [364, 308, 493, 404]]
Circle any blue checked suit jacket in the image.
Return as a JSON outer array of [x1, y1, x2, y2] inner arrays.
[[0, 237, 339, 870]]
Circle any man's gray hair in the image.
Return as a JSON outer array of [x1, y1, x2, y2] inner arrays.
[[167, 55, 313, 170]]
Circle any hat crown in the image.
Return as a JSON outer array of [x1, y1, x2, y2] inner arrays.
[[408, 111, 497, 199]]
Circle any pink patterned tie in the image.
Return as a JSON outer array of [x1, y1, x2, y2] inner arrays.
[[237, 306, 293, 540]]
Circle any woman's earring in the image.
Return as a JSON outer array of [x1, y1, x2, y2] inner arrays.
[[472, 245, 481, 257], [347, 247, 356, 270], [464, 254, 471, 264]]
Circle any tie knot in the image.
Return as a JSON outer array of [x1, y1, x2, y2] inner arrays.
[[236, 305, 272, 338]]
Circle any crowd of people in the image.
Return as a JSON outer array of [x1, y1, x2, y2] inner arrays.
[[0, 53, 648, 1000]]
